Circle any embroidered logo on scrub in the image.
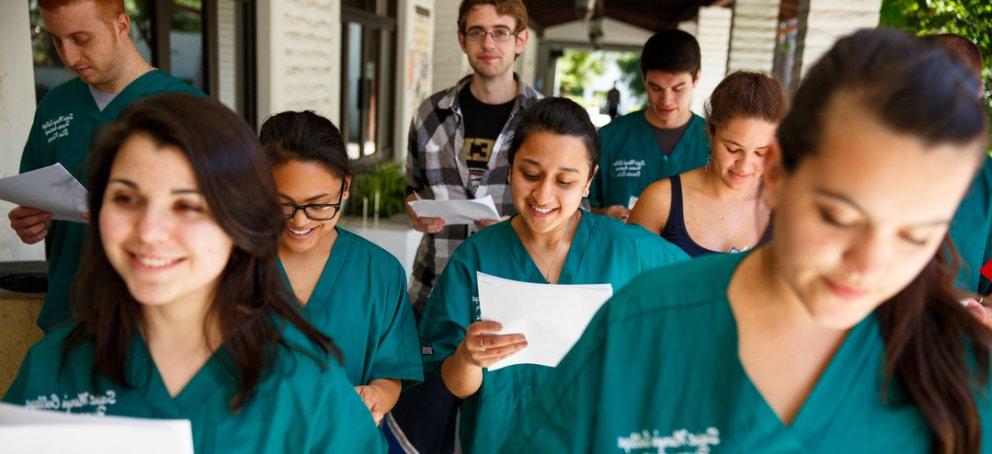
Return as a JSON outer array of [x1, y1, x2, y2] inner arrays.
[[42, 114, 74, 144], [616, 427, 720, 453], [612, 159, 646, 178], [24, 390, 118, 415]]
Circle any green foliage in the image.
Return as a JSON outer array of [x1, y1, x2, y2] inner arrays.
[[879, 0, 992, 133], [558, 50, 606, 96], [344, 162, 407, 218], [615, 51, 646, 109]]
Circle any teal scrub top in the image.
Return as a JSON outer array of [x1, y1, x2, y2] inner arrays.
[[276, 227, 423, 387], [950, 156, 992, 294], [504, 253, 992, 453], [419, 212, 689, 453], [22, 71, 202, 332], [4, 321, 386, 453], [588, 111, 710, 208]]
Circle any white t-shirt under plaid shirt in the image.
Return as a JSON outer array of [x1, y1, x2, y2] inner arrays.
[[405, 74, 543, 312]]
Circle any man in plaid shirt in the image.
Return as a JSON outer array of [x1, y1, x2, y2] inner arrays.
[[387, 1, 541, 452], [404, 0, 542, 313]]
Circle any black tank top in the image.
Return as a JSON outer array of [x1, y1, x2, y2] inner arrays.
[[659, 174, 773, 257]]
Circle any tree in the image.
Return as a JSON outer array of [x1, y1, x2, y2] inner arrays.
[[557, 50, 606, 97], [615, 51, 646, 109], [880, 0, 992, 128]]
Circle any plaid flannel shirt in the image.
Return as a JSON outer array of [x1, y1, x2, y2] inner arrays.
[[405, 74, 543, 312]]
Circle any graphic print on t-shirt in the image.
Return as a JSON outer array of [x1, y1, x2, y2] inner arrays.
[[464, 138, 495, 190]]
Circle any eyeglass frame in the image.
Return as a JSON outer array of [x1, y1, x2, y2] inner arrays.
[[280, 179, 348, 221], [461, 27, 519, 42]]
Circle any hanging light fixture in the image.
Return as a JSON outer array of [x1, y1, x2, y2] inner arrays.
[[588, 16, 604, 49]]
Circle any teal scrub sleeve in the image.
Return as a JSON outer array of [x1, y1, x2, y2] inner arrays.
[[501, 305, 610, 453], [418, 256, 475, 373], [20, 107, 50, 173], [636, 232, 691, 271], [369, 265, 424, 386], [315, 376, 388, 453]]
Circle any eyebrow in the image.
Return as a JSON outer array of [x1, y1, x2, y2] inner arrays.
[[814, 188, 950, 227], [279, 193, 332, 203], [108, 178, 201, 195], [521, 158, 581, 174], [722, 140, 769, 150]]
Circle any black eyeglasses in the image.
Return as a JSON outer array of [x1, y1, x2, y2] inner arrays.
[[281, 180, 347, 221]]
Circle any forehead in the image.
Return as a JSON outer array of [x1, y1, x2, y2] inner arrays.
[[464, 4, 517, 29], [517, 132, 591, 169], [794, 98, 979, 224], [272, 160, 342, 189], [715, 118, 776, 147], [644, 70, 694, 87], [41, 1, 112, 36], [111, 133, 197, 188]]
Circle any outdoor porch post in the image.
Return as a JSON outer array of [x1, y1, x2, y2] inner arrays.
[[790, 0, 883, 93], [727, 0, 781, 73]]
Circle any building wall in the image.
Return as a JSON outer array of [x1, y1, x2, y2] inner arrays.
[[515, 27, 539, 87], [256, 0, 341, 124], [0, 1, 44, 261], [792, 0, 882, 90], [217, 0, 240, 111], [395, 0, 435, 162], [727, 0, 779, 73], [432, 0, 471, 92], [693, 6, 733, 116]]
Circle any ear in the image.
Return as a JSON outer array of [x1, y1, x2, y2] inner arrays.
[[585, 164, 599, 195], [761, 138, 785, 209], [343, 175, 352, 201], [515, 28, 529, 55], [457, 32, 467, 54], [115, 12, 130, 38], [691, 70, 701, 87]]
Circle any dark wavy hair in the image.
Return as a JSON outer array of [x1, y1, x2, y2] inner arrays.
[[778, 28, 989, 454], [67, 93, 339, 412], [507, 97, 599, 177]]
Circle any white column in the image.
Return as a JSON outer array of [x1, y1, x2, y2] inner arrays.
[[256, 0, 341, 123], [791, 0, 882, 91], [515, 27, 539, 87], [0, 2, 44, 261], [694, 6, 733, 116], [727, 0, 780, 73], [431, 0, 472, 92]]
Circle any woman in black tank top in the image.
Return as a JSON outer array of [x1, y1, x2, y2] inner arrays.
[[628, 71, 785, 257]]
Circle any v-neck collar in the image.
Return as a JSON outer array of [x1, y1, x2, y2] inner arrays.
[[639, 111, 705, 161], [75, 69, 163, 120], [504, 211, 594, 285], [127, 332, 233, 418], [276, 227, 351, 312], [717, 254, 882, 444]]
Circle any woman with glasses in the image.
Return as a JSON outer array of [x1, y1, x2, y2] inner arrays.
[[4, 94, 385, 452], [258, 111, 422, 426], [418, 97, 688, 453]]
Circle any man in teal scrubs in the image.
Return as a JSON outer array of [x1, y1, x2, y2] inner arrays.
[[420, 212, 688, 453], [589, 29, 710, 219], [8, 0, 201, 331], [503, 254, 940, 452], [5, 322, 387, 453]]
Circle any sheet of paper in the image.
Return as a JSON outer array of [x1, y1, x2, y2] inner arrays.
[[477, 272, 613, 371], [408, 195, 500, 225], [0, 402, 193, 454], [627, 195, 639, 210], [0, 164, 87, 222]]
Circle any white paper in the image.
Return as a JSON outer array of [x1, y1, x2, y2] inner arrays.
[[477, 272, 613, 371], [408, 195, 500, 225], [627, 195, 639, 210], [0, 164, 88, 222], [0, 402, 193, 454]]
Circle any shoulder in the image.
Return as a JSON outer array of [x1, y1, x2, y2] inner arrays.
[[450, 220, 514, 262], [35, 78, 84, 111], [145, 70, 202, 95], [599, 110, 645, 135], [640, 177, 674, 202], [337, 228, 404, 276], [604, 253, 740, 321], [23, 324, 79, 360]]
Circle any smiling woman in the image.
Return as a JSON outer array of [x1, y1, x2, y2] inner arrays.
[[3, 94, 386, 453]]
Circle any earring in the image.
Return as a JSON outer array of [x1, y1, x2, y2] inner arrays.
[[705, 155, 711, 172]]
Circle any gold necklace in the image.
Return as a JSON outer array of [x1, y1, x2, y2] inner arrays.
[[518, 213, 574, 284]]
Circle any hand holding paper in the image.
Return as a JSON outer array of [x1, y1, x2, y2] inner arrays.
[[0, 164, 88, 223], [408, 195, 500, 225], [477, 272, 613, 371]]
